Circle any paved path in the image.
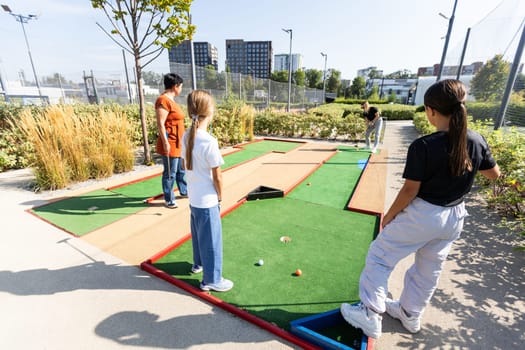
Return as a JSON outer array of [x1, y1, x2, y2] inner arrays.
[[1, 120, 523, 349]]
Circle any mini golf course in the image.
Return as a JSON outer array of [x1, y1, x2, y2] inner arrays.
[[30, 139, 303, 237], [142, 146, 378, 349], [29, 138, 382, 349]]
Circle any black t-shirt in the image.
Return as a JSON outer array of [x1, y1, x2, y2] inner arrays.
[[363, 107, 379, 122], [403, 129, 497, 206]]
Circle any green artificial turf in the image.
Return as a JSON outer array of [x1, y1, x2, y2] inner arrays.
[[31, 189, 149, 236], [153, 197, 377, 330], [287, 147, 370, 209], [31, 139, 303, 236], [240, 139, 302, 153], [221, 150, 264, 169], [109, 175, 162, 199]]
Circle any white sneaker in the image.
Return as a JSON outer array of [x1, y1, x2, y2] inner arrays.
[[385, 298, 421, 333], [190, 265, 202, 274], [200, 278, 233, 292], [340, 302, 382, 339]]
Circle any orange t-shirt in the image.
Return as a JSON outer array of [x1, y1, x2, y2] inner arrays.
[[155, 94, 185, 157]]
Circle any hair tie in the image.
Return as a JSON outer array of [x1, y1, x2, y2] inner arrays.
[[191, 114, 198, 122]]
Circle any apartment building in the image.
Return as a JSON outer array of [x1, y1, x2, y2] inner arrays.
[[226, 39, 272, 79], [274, 53, 303, 73], [168, 40, 218, 82]]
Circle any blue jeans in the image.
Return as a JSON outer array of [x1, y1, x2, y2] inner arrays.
[[190, 205, 223, 285], [161, 156, 187, 204]]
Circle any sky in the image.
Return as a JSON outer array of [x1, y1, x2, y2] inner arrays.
[[1, 0, 525, 84]]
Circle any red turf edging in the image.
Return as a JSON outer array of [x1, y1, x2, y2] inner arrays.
[[140, 259, 322, 350]]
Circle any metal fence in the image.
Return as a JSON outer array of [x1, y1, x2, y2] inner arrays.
[[0, 61, 325, 110]]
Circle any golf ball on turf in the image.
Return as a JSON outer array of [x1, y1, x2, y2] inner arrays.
[[258, 259, 264, 266], [295, 269, 302, 276]]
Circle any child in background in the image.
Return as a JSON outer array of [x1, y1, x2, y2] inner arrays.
[[342, 80, 500, 338], [181, 90, 233, 292], [361, 101, 383, 153]]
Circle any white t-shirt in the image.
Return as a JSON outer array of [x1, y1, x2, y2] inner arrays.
[[181, 129, 224, 208]]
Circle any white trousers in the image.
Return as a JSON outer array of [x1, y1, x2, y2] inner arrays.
[[359, 197, 468, 317], [365, 117, 383, 149]]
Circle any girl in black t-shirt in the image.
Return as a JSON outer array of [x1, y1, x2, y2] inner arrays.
[[340, 80, 500, 339]]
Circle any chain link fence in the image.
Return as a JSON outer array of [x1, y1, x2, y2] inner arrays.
[[0, 61, 324, 111]]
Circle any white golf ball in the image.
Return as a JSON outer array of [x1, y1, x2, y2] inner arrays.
[[258, 259, 264, 266]]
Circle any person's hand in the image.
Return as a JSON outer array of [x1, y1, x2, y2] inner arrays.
[[382, 214, 394, 229], [164, 141, 170, 154]]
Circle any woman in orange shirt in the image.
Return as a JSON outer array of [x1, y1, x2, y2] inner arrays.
[[155, 73, 188, 208]]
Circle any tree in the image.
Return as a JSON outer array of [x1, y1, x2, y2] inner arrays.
[[40, 73, 72, 86], [349, 76, 366, 99], [141, 71, 163, 87], [271, 70, 288, 83], [293, 69, 305, 86], [470, 54, 510, 102], [326, 69, 341, 94], [368, 69, 382, 79], [305, 69, 322, 89], [368, 85, 380, 100], [387, 91, 397, 103], [204, 65, 219, 90], [91, 0, 194, 164]]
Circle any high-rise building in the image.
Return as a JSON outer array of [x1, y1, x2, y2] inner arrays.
[[226, 39, 272, 79], [168, 40, 218, 82], [274, 53, 303, 73]]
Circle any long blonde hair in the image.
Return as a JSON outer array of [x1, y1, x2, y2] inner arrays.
[[185, 90, 215, 170]]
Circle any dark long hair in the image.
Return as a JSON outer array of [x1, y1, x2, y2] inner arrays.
[[424, 79, 472, 176]]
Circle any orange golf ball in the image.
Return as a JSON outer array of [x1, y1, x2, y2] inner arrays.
[[295, 269, 302, 276]]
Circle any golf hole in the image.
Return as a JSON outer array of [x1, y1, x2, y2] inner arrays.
[[280, 236, 292, 243]]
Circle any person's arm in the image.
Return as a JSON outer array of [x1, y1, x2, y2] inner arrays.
[[156, 107, 170, 154], [382, 179, 421, 227], [212, 166, 223, 202], [479, 164, 501, 180]]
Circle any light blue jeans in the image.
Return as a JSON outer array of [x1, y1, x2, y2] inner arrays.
[[365, 117, 383, 149], [161, 155, 187, 204], [190, 204, 223, 285], [359, 197, 468, 317]]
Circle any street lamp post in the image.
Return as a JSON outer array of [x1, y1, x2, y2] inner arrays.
[[282, 28, 293, 112], [320, 52, 327, 103], [2, 4, 43, 100], [436, 0, 458, 81]]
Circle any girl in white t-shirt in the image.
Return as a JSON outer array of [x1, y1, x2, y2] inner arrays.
[[181, 90, 233, 292]]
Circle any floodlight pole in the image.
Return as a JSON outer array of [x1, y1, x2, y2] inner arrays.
[[282, 28, 293, 112], [2, 4, 43, 99], [494, 20, 525, 130], [321, 52, 327, 103], [456, 27, 471, 80], [436, 0, 458, 81]]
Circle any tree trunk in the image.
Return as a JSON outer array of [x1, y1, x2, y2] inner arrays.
[[134, 57, 152, 165]]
